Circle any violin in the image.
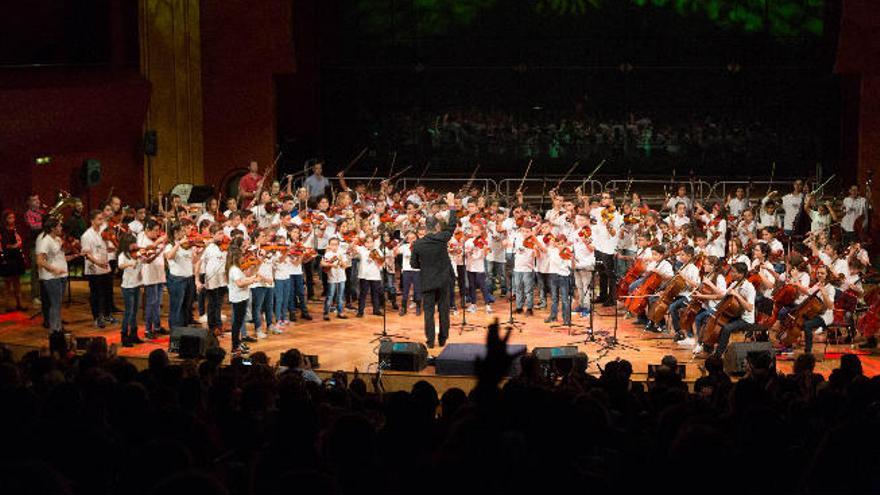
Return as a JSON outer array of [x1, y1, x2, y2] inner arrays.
[[559, 246, 573, 261], [217, 236, 232, 251], [379, 212, 395, 224], [239, 251, 260, 271], [322, 254, 341, 273], [259, 242, 289, 253], [128, 243, 160, 259], [578, 225, 592, 241], [62, 236, 81, 256], [472, 235, 488, 250], [369, 249, 384, 265]]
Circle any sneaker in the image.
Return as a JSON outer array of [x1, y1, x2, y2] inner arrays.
[[198, 314, 208, 323], [467, 304, 477, 313], [515, 308, 523, 314], [33, 298, 41, 307], [301, 313, 313, 321], [145, 331, 157, 340], [239, 342, 250, 351], [130, 336, 145, 344], [544, 316, 557, 323], [337, 314, 348, 319], [485, 304, 492, 314], [270, 325, 283, 335], [104, 315, 119, 325], [356, 312, 364, 318], [692, 344, 704, 355], [579, 309, 590, 318], [526, 309, 534, 317], [242, 336, 258, 343], [323, 314, 330, 321], [122, 340, 134, 348], [94, 318, 106, 329], [157, 327, 170, 335], [256, 331, 268, 339], [677, 337, 695, 347]]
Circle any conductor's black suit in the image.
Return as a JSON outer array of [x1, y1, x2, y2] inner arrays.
[[410, 208, 457, 346]]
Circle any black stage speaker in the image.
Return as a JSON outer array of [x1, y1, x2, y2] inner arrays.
[[144, 130, 158, 156], [723, 341, 775, 376], [170, 326, 218, 358], [83, 159, 102, 187], [75, 336, 107, 352], [379, 340, 428, 371], [532, 346, 585, 375]]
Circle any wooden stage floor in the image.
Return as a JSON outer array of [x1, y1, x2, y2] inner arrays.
[[1, 279, 878, 390]]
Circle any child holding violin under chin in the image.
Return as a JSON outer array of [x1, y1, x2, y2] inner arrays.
[[226, 241, 272, 357]]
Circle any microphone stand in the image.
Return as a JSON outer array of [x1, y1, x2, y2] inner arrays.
[[596, 259, 639, 352], [504, 259, 525, 333], [371, 231, 406, 342], [569, 267, 598, 345], [454, 254, 480, 335]]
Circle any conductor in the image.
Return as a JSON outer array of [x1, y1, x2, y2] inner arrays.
[[410, 192, 457, 348]]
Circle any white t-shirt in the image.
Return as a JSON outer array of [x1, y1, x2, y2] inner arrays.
[[354, 246, 382, 281], [323, 249, 347, 283], [227, 266, 250, 303], [253, 254, 275, 288], [727, 197, 747, 218], [202, 243, 227, 290], [573, 237, 595, 270], [512, 235, 536, 273], [81, 228, 110, 276], [678, 263, 701, 298], [781, 193, 803, 230], [814, 283, 836, 326], [464, 238, 487, 273], [128, 219, 144, 235], [487, 222, 507, 263], [841, 196, 867, 232], [707, 273, 728, 310], [589, 207, 623, 255], [651, 259, 674, 279], [274, 253, 294, 279], [399, 243, 419, 272], [546, 246, 571, 277], [35, 233, 67, 280], [736, 280, 757, 324], [787, 271, 811, 304], [809, 210, 831, 234], [118, 252, 142, 289], [139, 237, 166, 285], [165, 244, 194, 278]]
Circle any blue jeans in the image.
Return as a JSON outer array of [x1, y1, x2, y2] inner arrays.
[[166, 274, 189, 330], [536, 272, 551, 307], [467, 271, 493, 305], [144, 283, 162, 334], [513, 271, 535, 310], [401, 271, 421, 305], [289, 274, 308, 315], [274, 278, 291, 322], [324, 281, 345, 314], [668, 296, 689, 334], [715, 317, 751, 355], [695, 308, 714, 342], [616, 249, 635, 278], [251, 286, 273, 331], [41, 278, 65, 332], [206, 287, 224, 331], [487, 261, 507, 294], [549, 273, 572, 323], [803, 316, 826, 353], [122, 286, 140, 339]]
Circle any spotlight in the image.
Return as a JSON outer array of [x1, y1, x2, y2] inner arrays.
[[35, 156, 52, 165], [618, 62, 634, 73], [726, 62, 742, 74]]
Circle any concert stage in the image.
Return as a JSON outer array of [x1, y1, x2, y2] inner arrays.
[[1, 280, 877, 393]]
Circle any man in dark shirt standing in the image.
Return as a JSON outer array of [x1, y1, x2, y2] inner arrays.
[[411, 192, 457, 348]]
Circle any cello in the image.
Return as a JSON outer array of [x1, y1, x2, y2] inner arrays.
[[617, 247, 647, 298], [775, 292, 826, 348], [646, 254, 702, 325], [679, 263, 721, 334], [702, 278, 746, 346]]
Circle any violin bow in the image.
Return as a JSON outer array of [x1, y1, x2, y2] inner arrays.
[[766, 161, 776, 198], [517, 159, 534, 194], [340, 146, 369, 177], [553, 160, 580, 193], [416, 161, 430, 186]]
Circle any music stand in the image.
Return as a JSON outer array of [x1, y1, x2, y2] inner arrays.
[[454, 263, 481, 335], [595, 261, 640, 353]]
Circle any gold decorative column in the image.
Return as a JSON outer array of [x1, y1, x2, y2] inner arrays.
[[139, 0, 204, 200]]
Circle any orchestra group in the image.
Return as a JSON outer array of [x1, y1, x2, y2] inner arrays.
[[4, 159, 876, 360]]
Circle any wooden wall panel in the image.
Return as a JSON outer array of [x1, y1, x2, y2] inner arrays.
[[139, 0, 204, 199]]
